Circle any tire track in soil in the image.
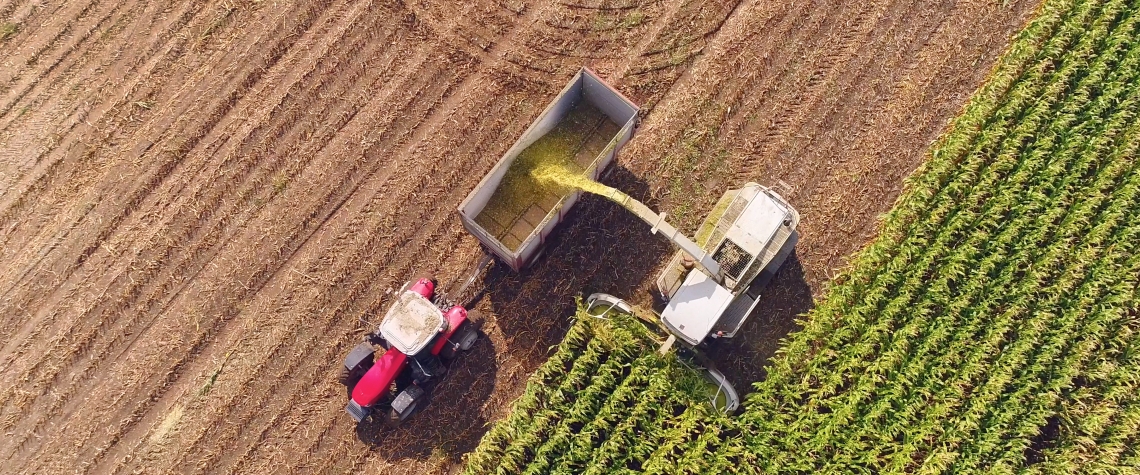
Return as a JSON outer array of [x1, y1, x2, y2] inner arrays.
[[524, 0, 667, 65], [0, 0, 226, 399], [0, 0, 163, 185], [56, 13, 426, 473], [184, 6, 584, 473], [0, 0, 332, 346], [402, 0, 559, 87], [17, 4, 513, 467], [245, 0, 852, 469], [218, 0, 715, 469], [125, 48, 457, 475], [0, 0, 232, 303], [0, 0, 337, 403], [101, 47, 531, 475], [0, 0, 351, 464], [614, 0, 833, 156]]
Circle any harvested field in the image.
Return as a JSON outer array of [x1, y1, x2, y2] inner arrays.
[[0, 0, 1034, 473]]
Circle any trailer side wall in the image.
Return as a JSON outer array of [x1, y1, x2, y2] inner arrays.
[[458, 68, 638, 271]]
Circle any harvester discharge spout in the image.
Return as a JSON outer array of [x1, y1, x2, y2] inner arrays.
[[595, 188, 723, 282], [528, 163, 723, 282]]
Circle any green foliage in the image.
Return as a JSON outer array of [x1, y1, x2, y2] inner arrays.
[[0, 22, 18, 41], [742, 0, 1140, 470], [461, 307, 729, 474], [464, 0, 1140, 471]]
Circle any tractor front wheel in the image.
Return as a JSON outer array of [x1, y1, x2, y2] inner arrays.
[[386, 385, 426, 427]]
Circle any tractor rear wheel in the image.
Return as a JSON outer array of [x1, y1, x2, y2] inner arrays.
[[440, 319, 479, 361], [341, 342, 376, 395]]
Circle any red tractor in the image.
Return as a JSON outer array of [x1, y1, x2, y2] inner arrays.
[[340, 278, 479, 425]]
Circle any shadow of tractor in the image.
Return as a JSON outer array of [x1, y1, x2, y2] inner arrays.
[[353, 323, 499, 461]]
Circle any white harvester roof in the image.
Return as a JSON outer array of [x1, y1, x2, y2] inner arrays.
[[725, 191, 787, 261], [662, 187, 794, 344], [379, 291, 446, 355], [711, 187, 790, 285], [660, 270, 735, 345]]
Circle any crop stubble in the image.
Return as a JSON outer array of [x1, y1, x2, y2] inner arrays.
[[0, 0, 1032, 473]]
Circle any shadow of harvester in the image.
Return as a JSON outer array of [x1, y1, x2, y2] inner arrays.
[[704, 252, 814, 392]]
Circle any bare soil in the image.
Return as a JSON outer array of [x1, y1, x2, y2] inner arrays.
[[0, 0, 1035, 473]]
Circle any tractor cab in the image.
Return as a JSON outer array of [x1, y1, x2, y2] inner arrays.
[[341, 278, 478, 425], [379, 288, 447, 355]]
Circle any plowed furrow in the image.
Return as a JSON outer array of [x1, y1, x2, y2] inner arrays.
[[19, 0, 404, 442], [115, 48, 451, 473], [0, 0, 347, 462], [0, 0, 214, 241], [0, 0, 335, 341], [0, 1, 267, 300], [728, 0, 916, 179], [616, 0, 828, 162], [34, 42, 481, 471], [149, 61, 535, 475], [0, 0, 126, 113], [0, 3, 211, 309]]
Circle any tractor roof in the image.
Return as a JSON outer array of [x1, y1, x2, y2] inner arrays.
[[380, 291, 446, 355]]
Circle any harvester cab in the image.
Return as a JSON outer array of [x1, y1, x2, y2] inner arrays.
[[579, 185, 798, 415], [589, 181, 800, 346], [654, 183, 800, 345]]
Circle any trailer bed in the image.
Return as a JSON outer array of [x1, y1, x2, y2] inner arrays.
[[458, 68, 639, 271], [474, 101, 620, 251]]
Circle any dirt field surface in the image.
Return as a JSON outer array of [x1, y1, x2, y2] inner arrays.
[[0, 0, 1035, 473]]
